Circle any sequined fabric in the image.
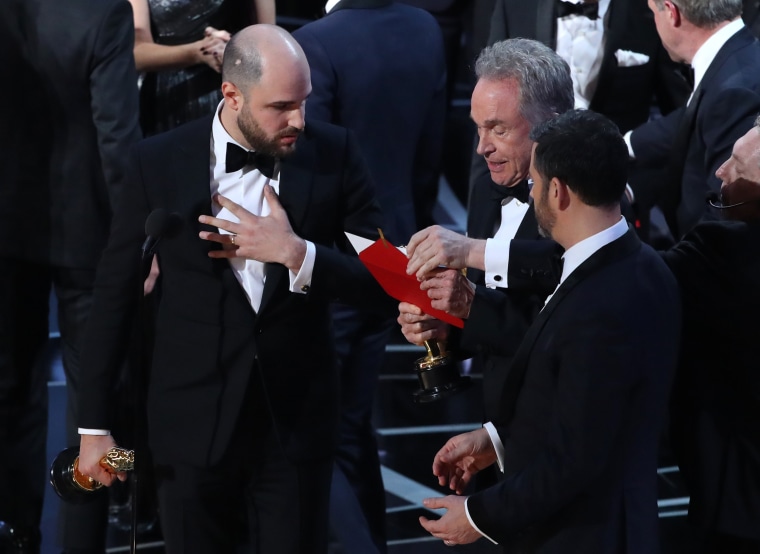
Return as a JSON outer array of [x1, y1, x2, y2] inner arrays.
[[140, 0, 235, 135]]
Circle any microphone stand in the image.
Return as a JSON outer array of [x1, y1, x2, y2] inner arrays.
[[126, 236, 160, 554]]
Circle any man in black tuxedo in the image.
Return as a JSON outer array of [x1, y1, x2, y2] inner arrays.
[[77, 24, 392, 554], [400, 39, 573, 434], [411, 110, 681, 552], [293, 3, 447, 552], [627, 0, 760, 241], [0, 0, 141, 552]]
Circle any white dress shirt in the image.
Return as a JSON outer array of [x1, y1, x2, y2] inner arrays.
[[210, 103, 315, 313], [556, 0, 611, 109], [466, 216, 630, 544], [483, 197, 530, 288]]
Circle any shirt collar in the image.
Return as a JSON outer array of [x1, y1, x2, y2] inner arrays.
[[691, 18, 744, 92], [559, 216, 628, 284], [212, 100, 245, 166], [325, 0, 341, 13]]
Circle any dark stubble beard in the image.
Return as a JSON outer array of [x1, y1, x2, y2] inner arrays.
[[535, 182, 556, 239], [237, 108, 302, 158]]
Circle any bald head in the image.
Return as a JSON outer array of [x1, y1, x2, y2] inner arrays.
[[222, 24, 309, 92]]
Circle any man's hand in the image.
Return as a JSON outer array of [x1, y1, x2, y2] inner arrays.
[[198, 187, 306, 272], [78, 434, 126, 487], [397, 302, 449, 345], [420, 269, 475, 318], [419, 495, 482, 546], [406, 225, 486, 280], [432, 428, 496, 495]]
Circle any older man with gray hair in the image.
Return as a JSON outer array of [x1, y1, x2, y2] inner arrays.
[[399, 38, 572, 445], [627, 0, 760, 242]]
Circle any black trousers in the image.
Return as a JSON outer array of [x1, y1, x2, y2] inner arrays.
[[0, 260, 109, 550], [155, 373, 333, 554], [0, 259, 50, 537]]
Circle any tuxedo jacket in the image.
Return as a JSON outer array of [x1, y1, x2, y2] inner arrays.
[[630, 27, 760, 238], [661, 220, 760, 541], [79, 116, 393, 467], [0, 0, 141, 267], [467, 230, 681, 553], [293, 0, 447, 243], [488, 0, 688, 133], [456, 174, 553, 423]]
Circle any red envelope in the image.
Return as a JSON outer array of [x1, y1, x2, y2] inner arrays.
[[359, 239, 464, 329]]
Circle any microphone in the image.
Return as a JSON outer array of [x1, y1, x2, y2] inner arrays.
[[141, 209, 183, 258], [706, 192, 753, 210]]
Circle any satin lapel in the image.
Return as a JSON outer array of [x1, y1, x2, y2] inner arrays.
[[170, 117, 220, 257], [257, 136, 316, 314], [661, 88, 704, 236], [497, 229, 641, 424], [514, 204, 538, 239]]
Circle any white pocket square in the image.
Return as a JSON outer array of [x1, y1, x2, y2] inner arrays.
[[614, 49, 650, 67]]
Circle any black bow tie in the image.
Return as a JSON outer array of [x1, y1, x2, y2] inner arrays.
[[490, 180, 530, 205], [225, 143, 277, 178], [556, 0, 599, 20]]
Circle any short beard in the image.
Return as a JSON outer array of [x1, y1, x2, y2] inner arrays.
[[535, 183, 556, 239], [238, 109, 301, 158]]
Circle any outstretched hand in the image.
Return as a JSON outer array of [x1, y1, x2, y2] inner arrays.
[[198, 187, 306, 272], [432, 428, 496, 495], [406, 225, 484, 280], [418, 495, 482, 547]]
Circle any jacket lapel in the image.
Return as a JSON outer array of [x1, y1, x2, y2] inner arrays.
[[258, 129, 317, 314], [591, 0, 629, 109], [497, 229, 641, 424]]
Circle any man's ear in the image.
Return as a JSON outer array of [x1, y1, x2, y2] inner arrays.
[[664, 0, 682, 27], [553, 178, 572, 211], [221, 82, 242, 110]]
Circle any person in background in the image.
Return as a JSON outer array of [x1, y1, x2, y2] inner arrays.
[[129, 0, 275, 135], [293, 2, 447, 553], [627, 0, 760, 242], [0, 0, 141, 552]]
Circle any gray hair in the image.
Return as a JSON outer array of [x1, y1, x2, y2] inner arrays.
[[474, 38, 574, 129], [651, 0, 741, 28]]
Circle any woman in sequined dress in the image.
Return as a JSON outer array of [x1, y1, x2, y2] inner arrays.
[[129, 0, 275, 136]]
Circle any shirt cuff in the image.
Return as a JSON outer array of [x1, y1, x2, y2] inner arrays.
[[465, 497, 499, 544], [289, 240, 315, 294], [78, 428, 111, 435], [484, 421, 505, 473], [624, 130, 635, 159], [483, 239, 511, 289]]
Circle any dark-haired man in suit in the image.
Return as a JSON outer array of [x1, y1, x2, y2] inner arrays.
[[0, 0, 141, 551], [411, 110, 681, 552], [77, 24, 392, 554]]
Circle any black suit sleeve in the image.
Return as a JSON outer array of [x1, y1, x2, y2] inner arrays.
[[89, 0, 142, 211], [310, 129, 397, 315]]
